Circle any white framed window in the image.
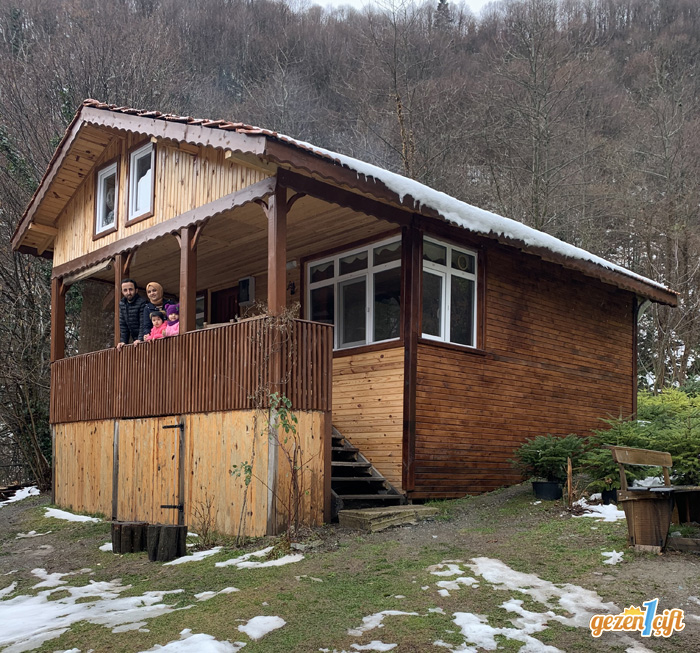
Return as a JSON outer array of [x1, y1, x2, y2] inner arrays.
[[307, 237, 402, 349], [128, 143, 154, 222], [422, 237, 477, 347], [95, 162, 118, 234]]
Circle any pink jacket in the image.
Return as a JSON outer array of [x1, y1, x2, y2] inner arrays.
[[164, 321, 179, 337], [145, 321, 168, 341]]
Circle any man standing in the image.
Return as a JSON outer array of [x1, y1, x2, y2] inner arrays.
[[116, 278, 147, 350]]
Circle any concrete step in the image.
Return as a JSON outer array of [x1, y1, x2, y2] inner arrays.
[[338, 505, 439, 532]]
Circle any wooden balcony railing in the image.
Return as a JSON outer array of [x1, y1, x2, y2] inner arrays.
[[50, 317, 333, 424]]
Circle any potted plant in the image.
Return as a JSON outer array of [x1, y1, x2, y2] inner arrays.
[[512, 434, 583, 500]]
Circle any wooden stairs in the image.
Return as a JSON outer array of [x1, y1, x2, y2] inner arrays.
[[331, 426, 405, 520]]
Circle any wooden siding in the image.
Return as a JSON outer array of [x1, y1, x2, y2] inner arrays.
[[332, 347, 404, 490], [412, 247, 635, 498], [51, 317, 332, 423], [54, 420, 114, 517], [52, 133, 269, 267], [53, 410, 327, 536]]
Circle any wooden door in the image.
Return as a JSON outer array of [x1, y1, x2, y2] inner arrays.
[[211, 286, 239, 324], [116, 417, 183, 525]]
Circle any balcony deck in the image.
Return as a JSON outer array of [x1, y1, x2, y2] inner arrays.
[[50, 316, 333, 424]]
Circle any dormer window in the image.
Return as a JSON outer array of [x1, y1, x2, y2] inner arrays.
[[95, 162, 118, 235], [128, 143, 154, 223]]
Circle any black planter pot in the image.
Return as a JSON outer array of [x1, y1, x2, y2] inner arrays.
[[532, 480, 563, 501], [601, 489, 618, 505]]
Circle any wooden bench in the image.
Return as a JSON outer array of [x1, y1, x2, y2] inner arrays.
[[609, 446, 700, 553]]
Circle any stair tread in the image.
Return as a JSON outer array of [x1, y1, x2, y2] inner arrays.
[[331, 461, 371, 467], [332, 476, 386, 482], [336, 494, 403, 500]]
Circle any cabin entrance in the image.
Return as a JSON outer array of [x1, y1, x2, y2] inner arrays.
[[210, 286, 239, 324], [114, 417, 184, 525]]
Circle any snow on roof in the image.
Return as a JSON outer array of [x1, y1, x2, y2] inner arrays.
[[282, 135, 672, 295]]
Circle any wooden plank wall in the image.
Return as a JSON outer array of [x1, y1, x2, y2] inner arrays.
[[52, 409, 327, 536], [53, 133, 269, 266], [412, 246, 635, 498], [332, 347, 404, 490], [51, 318, 332, 423], [54, 420, 114, 517]]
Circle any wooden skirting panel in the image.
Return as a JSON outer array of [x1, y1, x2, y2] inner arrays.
[[53, 409, 329, 537], [51, 317, 332, 423], [332, 347, 404, 491], [54, 420, 114, 518], [412, 248, 635, 498]]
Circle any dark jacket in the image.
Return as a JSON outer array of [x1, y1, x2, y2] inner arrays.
[[119, 294, 147, 344]]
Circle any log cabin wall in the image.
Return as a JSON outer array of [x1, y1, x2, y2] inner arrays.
[[52, 132, 269, 267], [53, 410, 328, 535], [332, 347, 404, 490], [412, 245, 635, 499]]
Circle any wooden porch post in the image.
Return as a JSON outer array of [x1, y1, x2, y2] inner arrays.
[[267, 184, 288, 316], [401, 221, 422, 494], [50, 277, 66, 361], [113, 253, 124, 347], [178, 225, 198, 334]]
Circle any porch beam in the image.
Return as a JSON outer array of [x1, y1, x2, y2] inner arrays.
[[178, 225, 198, 334], [51, 177, 277, 280], [113, 253, 130, 347], [276, 168, 411, 227], [50, 277, 66, 362]]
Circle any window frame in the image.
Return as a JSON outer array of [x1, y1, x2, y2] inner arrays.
[[306, 236, 402, 350], [126, 142, 155, 225], [421, 236, 478, 348], [94, 160, 119, 239]]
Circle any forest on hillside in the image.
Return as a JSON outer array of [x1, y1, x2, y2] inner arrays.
[[0, 0, 698, 484]]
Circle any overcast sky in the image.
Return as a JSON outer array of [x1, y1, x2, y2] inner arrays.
[[309, 0, 495, 17]]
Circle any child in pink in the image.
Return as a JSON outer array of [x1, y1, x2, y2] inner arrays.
[[164, 303, 180, 337], [144, 311, 167, 341]]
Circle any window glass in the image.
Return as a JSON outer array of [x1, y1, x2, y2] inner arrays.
[[310, 261, 334, 283], [374, 241, 401, 266], [451, 249, 475, 274], [339, 278, 366, 346], [450, 276, 475, 346], [423, 241, 446, 265], [128, 144, 154, 221], [339, 251, 368, 275], [373, 267, 401, 341], [310, 286, 334, 324], [96, 163, 117, 233], [422, 271, 443, 338]]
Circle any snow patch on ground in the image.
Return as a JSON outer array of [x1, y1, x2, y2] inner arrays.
[[99, 542, 113, 552], [139, 628, 246, 652], [347, 611, 419, 637], [31, 567, 91, 589], [163, 547, 222, 566], [44, 508, 101, 523], [351, 642, 397, 651], [237, 615, 285, 640], [15, 531, 51, 539], [0, 582, 17, 598], [0, 577, 189, 652], [573, 498, 626, 522], [601, 550, 624, 565], [0, 487, 39, 508], [194, 587, 240, 602], [215, 547, 303, 569]]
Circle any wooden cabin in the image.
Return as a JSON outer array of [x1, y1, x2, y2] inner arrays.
[[12, 100, 677, 536]]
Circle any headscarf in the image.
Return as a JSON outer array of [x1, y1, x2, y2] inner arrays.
[[146, 282, 164, 307]]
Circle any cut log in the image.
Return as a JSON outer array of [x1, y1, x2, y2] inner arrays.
[[147, 524, 187, 562], [111, 521, 148, 554]]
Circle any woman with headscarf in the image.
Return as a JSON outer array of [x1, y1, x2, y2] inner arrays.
[[141, 282, 177, 341]]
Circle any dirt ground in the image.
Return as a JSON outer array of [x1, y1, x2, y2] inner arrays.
[[1, 485, 698, 652]]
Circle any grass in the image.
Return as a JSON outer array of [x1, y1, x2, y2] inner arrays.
[[1, 487, 694, 652]]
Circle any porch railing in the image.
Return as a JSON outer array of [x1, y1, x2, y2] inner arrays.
[[50, 317, 333, 424]]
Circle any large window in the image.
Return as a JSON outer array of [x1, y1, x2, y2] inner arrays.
[[307, 238, 401, 349], [128, 143, 154, 222], [95, 162, 118, 235], [422, 238, 477, 347]]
